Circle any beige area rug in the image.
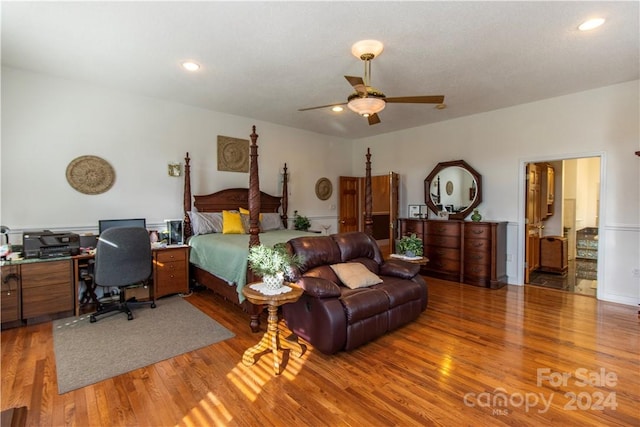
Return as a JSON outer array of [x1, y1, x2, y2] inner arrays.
[[52, 295, 234, 394]]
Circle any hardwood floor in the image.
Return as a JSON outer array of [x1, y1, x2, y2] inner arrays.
[[2, 278, 639, 426]]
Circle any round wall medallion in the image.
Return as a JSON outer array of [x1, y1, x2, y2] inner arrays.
[[315, 177, 333, 200], [66, 155, 115, 195]]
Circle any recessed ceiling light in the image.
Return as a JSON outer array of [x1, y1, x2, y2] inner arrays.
[[331, 106, 344, 112], [181, 61, 200, 71], [578, 18, 605, 31]]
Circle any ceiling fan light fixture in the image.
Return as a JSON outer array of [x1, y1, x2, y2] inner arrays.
[[578, 18, 605, 31], [347, 97, 386, 117], [351, 40, 384, 60], [181, 61, 200, 71]]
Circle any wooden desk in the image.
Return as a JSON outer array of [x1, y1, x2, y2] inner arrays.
[[73, 254, 96, 316], [73, 245, 190, 316], [241, 283, 304, 375]]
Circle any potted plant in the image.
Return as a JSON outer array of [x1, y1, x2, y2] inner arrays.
[[396, 233, 423, 257], [247, 243, 304, 290], [293, 210, 311, 231]]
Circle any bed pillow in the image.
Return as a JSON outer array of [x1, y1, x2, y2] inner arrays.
[[261, 212, 284, 231], [330, 263, 383, 289], [238, 207, 263, 222], [222, 210, 245, 234], [188, 211, 223, 235], [240, 213, 263, 234]]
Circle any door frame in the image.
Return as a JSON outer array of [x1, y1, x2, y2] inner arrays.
[[516, 151, 606, 300]]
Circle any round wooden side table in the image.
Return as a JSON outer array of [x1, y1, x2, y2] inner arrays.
[[241, 283, 304, 375]]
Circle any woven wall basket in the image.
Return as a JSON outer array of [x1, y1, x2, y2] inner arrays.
[[66, 155, 115, 195]]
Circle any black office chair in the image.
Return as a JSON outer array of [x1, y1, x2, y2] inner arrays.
[[89, 227, 156, 323]]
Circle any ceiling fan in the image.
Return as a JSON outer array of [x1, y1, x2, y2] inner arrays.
[[298, 40, 445, 125]]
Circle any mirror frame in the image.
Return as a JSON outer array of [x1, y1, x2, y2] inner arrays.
[[424, 159, 482, 220]]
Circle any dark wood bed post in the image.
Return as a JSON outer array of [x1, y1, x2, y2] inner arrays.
[[183, 152, 192, 238], [248, 126, 261, 248], [247, 126, 263, 333], [364, 147, 373, 236], [281, 163, 289, 228]]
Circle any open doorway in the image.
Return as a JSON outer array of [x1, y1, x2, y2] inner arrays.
[[523, 156, 601, 296]]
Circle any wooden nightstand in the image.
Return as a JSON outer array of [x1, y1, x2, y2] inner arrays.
[[153, 245, 190, 298]]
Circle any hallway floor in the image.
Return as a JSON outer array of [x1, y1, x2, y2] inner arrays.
[[528, 259, 597, 297]]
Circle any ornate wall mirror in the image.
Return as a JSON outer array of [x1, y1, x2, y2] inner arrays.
[[424, 160, 482, 220]]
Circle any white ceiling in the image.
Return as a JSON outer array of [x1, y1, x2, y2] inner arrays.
[[2, 1, 638, 139]]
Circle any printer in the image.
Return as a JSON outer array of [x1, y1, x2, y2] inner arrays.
[[23, 230, 80, 259]]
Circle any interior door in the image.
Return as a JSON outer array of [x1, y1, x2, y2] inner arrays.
[[389, 172, 399, 254], [370, 174, 392, 255], [525, 163, 542, 283], [339, 176, 359, 233]]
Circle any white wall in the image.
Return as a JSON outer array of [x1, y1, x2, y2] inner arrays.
[[0, 67, 352, 236], [2, 67, 637, 306], [352, 80, 639, 306]]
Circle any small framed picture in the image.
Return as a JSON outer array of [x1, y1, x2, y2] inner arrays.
[[165, 219, 184, 245], [167, 163, 181, 177], [408, 205, 421, 218]]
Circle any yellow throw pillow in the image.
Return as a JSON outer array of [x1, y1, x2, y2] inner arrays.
[[330, 263, 383, 289], [222, 210, 245, 234]]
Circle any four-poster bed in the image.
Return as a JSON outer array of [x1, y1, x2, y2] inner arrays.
[[183, 126, 374, 332]]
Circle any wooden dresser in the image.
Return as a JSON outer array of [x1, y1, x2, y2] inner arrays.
[[398, 218, 507, 288], [424, 220, 462, 282], [463, 221, 507, 288]]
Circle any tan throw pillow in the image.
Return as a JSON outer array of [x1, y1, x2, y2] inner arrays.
[[330, 263, 382, 289]]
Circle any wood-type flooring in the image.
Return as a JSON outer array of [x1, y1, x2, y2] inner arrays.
[[1, 278, 638, 426]]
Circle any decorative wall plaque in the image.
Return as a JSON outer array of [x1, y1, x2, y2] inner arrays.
[[66, 155, 115, 195], [217, 135, 249, 172], [315, 177, 333, 200]]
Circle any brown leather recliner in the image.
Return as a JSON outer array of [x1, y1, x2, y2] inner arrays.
[[283, 232, 428, 354]]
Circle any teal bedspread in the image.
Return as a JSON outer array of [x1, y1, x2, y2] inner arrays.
[[188, 230, 317, 302]]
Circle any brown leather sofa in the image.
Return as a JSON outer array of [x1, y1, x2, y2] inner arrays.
[[283, 232, 428, 354]]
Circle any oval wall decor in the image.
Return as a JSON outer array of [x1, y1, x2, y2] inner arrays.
[[66, 155, 115, 195], [446, 180, 454, 195], [315, 177, 333, 200]]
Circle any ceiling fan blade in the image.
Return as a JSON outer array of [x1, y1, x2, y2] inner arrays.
[[298, 102, 347, 112], [368, 113, 381, 125], [345, 75, 367, 97], [384, 95, 445, 104]]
